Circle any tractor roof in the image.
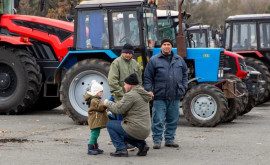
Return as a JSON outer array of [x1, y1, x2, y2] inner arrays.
[[226, 14, 270, 21], [77, 0, 152, 8], [157, 10, 179, 17], [187, 25, 210, 31]]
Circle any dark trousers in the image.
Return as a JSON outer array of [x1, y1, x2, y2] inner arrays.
[[106, 120, 146, 150]]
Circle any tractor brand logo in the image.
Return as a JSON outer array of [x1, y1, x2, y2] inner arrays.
[[203, 54, 210, 57]]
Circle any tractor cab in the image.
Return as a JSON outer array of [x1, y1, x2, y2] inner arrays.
[[74, 0, 159, 67], [224, 14, 270, 53], [186, 25, 220, 48]]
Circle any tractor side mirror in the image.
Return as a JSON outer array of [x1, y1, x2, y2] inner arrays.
[[66, 14, 74, 22]]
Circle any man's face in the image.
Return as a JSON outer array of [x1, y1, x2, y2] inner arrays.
[[122, 52, 133, 60], [124, 83, 132, 92], [161, 42, 172, 55]]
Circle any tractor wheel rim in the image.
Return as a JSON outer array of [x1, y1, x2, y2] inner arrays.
[[190, 94, 217, 120], [0, 63, 17, 97], [68, 70, 110, 117]]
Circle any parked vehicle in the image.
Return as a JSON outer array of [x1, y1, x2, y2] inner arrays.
[[223, 14, 270, 104], [155, 7, 246, 124], [186, 24, 265, 115], [0, 0, 74, 114]]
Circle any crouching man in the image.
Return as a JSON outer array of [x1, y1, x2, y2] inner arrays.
[[104, 73, 152, 157]]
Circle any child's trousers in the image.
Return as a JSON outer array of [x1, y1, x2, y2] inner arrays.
[[89, 128, 101, 144]]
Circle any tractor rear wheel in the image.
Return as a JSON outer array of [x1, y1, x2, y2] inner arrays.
[[182, 83, 228, 127], [245, 57, 270, 104], [60, 59, 111, 124], [0, 46, 42, 114]]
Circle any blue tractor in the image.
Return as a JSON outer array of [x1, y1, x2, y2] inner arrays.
[[55, 0, 239, 127], [153, 1, 242, 126]]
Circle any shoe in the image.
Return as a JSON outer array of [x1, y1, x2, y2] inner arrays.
[[88, 144, 98, 155], [137, 143, 149, 156], [153, 142, 161, 149], [110, 149, 128, 157], [165, 141, 179, 148], [94, 143, 104, 154], [126, 143, 137, 151]]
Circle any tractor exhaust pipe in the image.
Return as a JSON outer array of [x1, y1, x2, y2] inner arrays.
[[176, 0, 187, 58]]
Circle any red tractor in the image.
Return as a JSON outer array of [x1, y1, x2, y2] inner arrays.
[[223, 14, 270, 104], [0, 0, 73, 114]]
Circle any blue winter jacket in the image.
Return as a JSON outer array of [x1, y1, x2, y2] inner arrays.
[[144, 51, 188, 100]]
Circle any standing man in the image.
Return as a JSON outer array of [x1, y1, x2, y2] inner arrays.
[[144, 38, 188, 149], [108, 43, 142, 102], [104, 73, 152, 157], [108, 43, 142, 150]]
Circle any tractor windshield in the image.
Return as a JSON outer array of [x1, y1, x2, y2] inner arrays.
[[259, 22, 270, 49], [188, 31, 207, 48], [0, 0, 13, 14], [112, 11, 140, 47], [231, 22, 257, 51], [76, 10, 109, 50], [158, 17, 177, 45]]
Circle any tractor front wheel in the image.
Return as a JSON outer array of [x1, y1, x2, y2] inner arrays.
[[182, 84, 228, 127], [60, 59, 111, 124]]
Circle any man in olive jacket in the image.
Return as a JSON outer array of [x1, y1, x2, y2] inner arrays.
[[104, 73, 152, 157], [108, 43, 142, 101]]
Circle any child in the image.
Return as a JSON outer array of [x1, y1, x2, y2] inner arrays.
[[85, 80, 109, 155]]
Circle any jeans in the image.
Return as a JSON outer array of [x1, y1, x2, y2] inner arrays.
[[106, 120, 146, 150], [152, 99, 180, 143]]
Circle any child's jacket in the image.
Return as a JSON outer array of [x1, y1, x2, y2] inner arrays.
[[84, 93, 109, 130]]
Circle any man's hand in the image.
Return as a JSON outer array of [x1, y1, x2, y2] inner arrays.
[[103, 99, 109, 106], [148, 91, 154, 100]]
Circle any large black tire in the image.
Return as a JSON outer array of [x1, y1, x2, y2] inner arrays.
[[223, 74, 249, 116], [182, 84, 229, 127], [240, 95, 256, 115], [60, 59, 111, 124], [245, 57, 270, 104], [0, 46, 42, 114]]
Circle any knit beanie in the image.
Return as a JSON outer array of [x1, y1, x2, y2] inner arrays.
[[88, 80, 103, 96], [124, 73, 139, 85], [161, 38, 173, 46], [122, 43, 134, 54]]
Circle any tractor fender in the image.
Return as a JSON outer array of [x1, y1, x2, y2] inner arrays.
[[235, 50, 264, 58], [0, 36, 32, 45], [54, 50, 118, 84]]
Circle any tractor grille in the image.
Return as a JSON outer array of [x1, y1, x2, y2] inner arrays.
[[219, 51, 225, 68]]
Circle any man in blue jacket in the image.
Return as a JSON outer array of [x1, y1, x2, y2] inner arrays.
[[144, 38, 188, 149]]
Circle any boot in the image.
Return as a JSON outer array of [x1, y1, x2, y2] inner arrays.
[[137, 143, 149, 156], [88, 144, 98, 155], [94, 143, 104, 154], [110, 149, 128, 157]]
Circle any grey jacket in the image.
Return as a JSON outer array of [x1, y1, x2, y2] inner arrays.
[[106, 85, 152, 140]]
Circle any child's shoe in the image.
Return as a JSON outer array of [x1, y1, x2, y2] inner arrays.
[[94, 143, 104, 154], [88, 144, 98, 155]]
